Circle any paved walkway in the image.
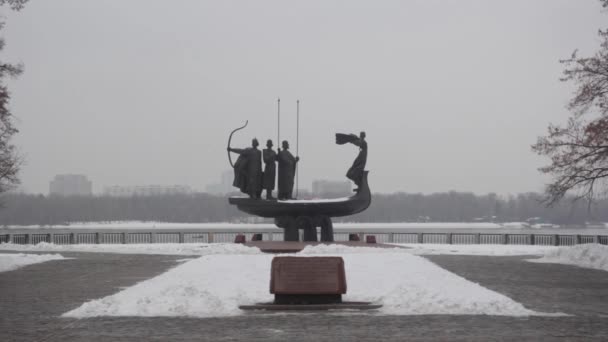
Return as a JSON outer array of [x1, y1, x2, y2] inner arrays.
[[425, 254, 608, 317], [0, 252, 185, 342], [1, 252, 607, 341]]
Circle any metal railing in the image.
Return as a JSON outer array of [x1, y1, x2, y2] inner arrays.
[[0, 231, 607, 246]]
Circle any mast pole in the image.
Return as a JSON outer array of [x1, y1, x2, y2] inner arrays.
[[296, 99, 300, 198], [277, 98, 280, 146]]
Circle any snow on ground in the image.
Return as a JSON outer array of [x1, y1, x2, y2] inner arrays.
[[501, 222, 530, 229], [399, 244, 557, 256], [63, 245, 549, 318], [299, 244, 404, 255], [0, 253, 65, 272], [3, 221, 520, 230], [0, 241, 558, 257], [2, 222, 277, 230], [0, 242, 557, 257], [0, 242, 261, 256], [528, 243, 608, 272]]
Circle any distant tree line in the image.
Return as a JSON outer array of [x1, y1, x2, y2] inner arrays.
[[0, 191, 606, 226], [350, 192, 608, 224]]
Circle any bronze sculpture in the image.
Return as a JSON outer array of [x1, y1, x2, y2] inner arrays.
[[226, 112, 371, 242], [262, 139, 278, 200], [277, 140, 299, 200], [336, 132, 367, 192], [228, 138, 263, 199]]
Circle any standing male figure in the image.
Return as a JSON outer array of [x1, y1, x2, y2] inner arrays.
[[262, 139, 277, 200], [228, 138, 263, 199], [277, 140, 299, 200]]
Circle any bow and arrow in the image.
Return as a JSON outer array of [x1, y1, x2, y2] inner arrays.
[[227, 120, 248, 168]]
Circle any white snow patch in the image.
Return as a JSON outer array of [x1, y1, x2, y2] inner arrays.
[[500, 222, 530, 229], [4, 221, 514, 230], [299, 244, 406, 255], [0, 253, 65, 272], [64, 252, 545, 318], [530, 223, 560, 229], [528, 244, 608, 272], [0, 242, 261, 256], [398, 244, 556, 256], [1, 242, 559, 257], [338, 222, 506, 229], [2, 221, 278, 230]]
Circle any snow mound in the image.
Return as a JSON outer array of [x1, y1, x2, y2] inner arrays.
[[500, 222, 529, 229], [6, 221, 511, 230], [0, 242, 262, 256], [0, 253, 65, 272], [4, 221, 278, 230], [64, 252, 544, 318], [298, 244, 406, 255], [400, 244, 556, 256], [529, 244, 608, 272]]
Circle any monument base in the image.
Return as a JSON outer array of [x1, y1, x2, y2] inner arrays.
[[274, 215, 334, 242], [244, 241, 400, 253], [239, 302, 382, 311], [239, 255, 383, 312], [274, 294, 342, 305]]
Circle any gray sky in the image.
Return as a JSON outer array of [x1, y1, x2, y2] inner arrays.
[[3, 0, 606, 195]]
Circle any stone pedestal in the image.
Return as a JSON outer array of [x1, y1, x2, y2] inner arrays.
[[274, 215, 334, 242], [270, 256, 346, 304]]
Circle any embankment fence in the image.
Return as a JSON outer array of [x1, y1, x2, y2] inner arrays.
[[1, 231, 607, 246]]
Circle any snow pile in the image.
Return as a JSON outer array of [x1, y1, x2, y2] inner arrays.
[[0, 241, 559, 257], [336, 222, 505, 229], [529, 243, 608, 272], [64, 252, 542, 318], [0, 242, 261, 256], [500, 222, 529, 229], [4, 221, 513, 230], [0, 253, 65, 272], [401, 244, 556, 256], [3, 221, 278, 230], [530, 223, 560, 229], [298, 244, 405, 255], [64, 254, 274, 318]]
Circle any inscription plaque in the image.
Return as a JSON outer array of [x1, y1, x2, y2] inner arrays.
[[270, 257, 346, 295]]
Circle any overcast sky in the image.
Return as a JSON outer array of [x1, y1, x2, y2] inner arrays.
[[2, 0, 607, 195]]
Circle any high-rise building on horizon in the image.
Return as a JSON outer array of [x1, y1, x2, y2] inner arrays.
[[205, 170, 235, 195], [49, 174, 93, 196]]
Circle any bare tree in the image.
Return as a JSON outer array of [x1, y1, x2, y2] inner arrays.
[[532, 1, 608, 205], [0, 0, 27, 194], [0, 0, 26, 10]]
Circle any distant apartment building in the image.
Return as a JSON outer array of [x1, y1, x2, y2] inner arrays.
[[311, 179, 352, 198], [103, 185, 193, 197], [49, 174, 93, 196], [205, 170, 235, 195]]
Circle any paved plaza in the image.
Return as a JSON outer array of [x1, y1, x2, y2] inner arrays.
[[1, 252, 608, 341]]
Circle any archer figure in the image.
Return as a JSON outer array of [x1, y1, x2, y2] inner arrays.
[[228, 137, 263, 200]]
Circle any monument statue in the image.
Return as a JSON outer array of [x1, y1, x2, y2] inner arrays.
[[228, 120, 371, 243], [336, 131, 367, 192], [277, 140, 299, 200], [228, 138, 263, 199], [262, 139, 278, 200]]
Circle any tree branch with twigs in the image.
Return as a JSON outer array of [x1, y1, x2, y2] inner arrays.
[[0, 0, 27, 196], [533, 5, 608, 205]]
